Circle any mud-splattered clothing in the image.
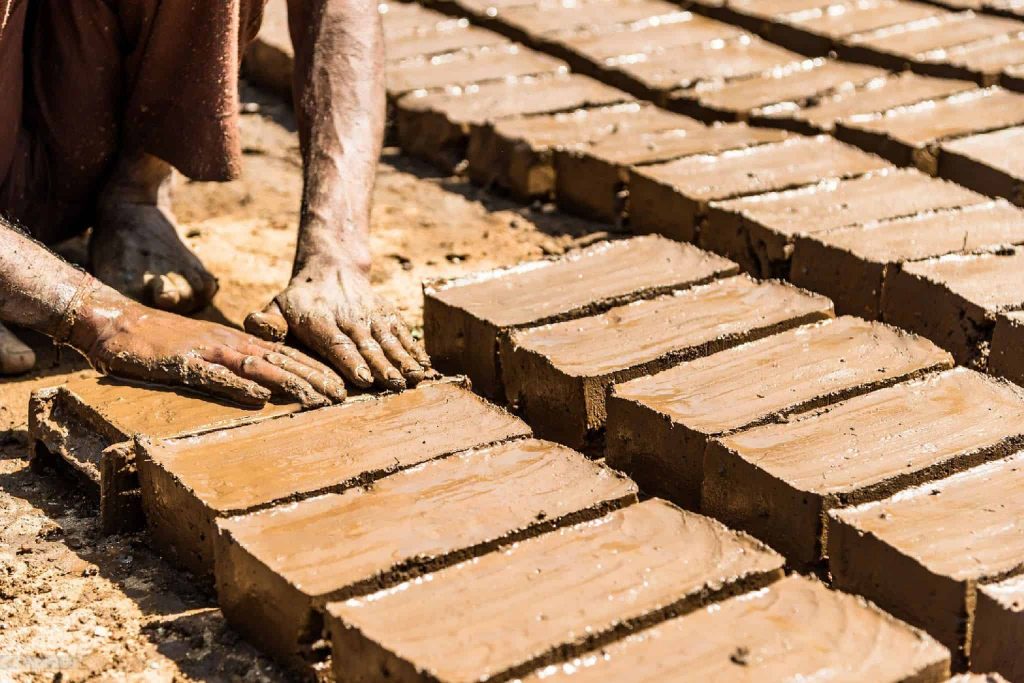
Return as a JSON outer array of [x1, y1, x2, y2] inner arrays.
[[0, 0, 269, 243]]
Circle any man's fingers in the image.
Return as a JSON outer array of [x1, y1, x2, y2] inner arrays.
[[241, 339, 348, 403], [394, 323, 432, 368], [347, 326, 406, 391], [206, 348, 333, 408], [297, 316, 375, 388], [373, 322, 426, 385], [265, 351, 347, 404], [244, 300, 289, 342], [185, 359, 271, 406]]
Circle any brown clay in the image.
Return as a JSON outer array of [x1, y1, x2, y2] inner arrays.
[[213, 438, 637, 671], [829, 451, 1024, 663], [629, 135, 889, 243], [939, 126, 1024, 205], [136, 382, 531, 577], [834, 87, 1024, 173], [423, 236, 737, 397], [500, 275, 832, 450], [395, 72, 629, 171], [881, 249, 1024, 367], [757, 73, 975, 134], [706, 168, 987, 280], [972, 575, 1024, 681], [521, 575, 951, 682], [605, 316, 952, 508], [791, 201, 1024, 319], [703, 368, 1024, 569], [557, 123, 787, 225], [324, 499, 784, 683]]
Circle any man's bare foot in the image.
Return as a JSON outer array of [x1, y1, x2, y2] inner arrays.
[[0, 322, 36, 375], [91, 153, 218, 314]]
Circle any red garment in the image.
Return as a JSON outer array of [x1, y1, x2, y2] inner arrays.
[[0, 0, 269, 243]]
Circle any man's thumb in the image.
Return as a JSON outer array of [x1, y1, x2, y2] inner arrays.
[[244, 300, 289, 342]]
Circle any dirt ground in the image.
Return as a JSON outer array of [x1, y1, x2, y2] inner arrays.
[[0, 85, 610, 682]]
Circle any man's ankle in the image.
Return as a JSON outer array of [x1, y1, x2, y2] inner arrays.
[[100, 152, 174, 206]]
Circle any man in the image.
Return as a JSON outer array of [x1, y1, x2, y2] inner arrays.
[[0, 0, 431, 402]]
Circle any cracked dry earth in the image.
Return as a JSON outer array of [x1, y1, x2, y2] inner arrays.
[[0, 84, 609, 682]]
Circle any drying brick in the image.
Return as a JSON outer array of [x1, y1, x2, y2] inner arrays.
[[704, 368, 1024, 569], [521, 575, 950, 683], [629, 135, 889, 244], [555, 123, 787, 225], [939, 126, 1024, 204], [791, 201, 1024, 319], [881, 249, 1024, 367], [972, 575, 1024, 681], [324, 499, 784, 683], [499, 275, 833, 449], [834, 87, 1024, 174], [422, 236, 737, 398], [136, 382, 531, 577], [395, 72, 629, 171], [28, 376, 300, 534], [466, 102, 693, 200], [705, 168, 988, 280], [830, 451, 1024, 663], [214, 438, 636, 671], [605, 317, 952, 509]]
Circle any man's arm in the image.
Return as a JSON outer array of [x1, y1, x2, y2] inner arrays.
[[245, 0, 431, 391], [0, 220, 346, 407]]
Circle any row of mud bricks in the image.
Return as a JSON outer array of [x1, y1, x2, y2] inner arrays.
[[20, 1, 1024, 682], [247, 0, 1024, 678]]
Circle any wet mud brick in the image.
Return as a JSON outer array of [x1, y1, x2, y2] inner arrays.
[[829, 451, 1024, 662], [552, 13, 747, 82], [521, 575, 951, 682], [605, 37, 806, 104], [422, 236, 737, 398], [690, 0, 837, 36], [628, 135, 890, 243], [500, 275, 833, 450], [881, 249, 1024, 367], [605, 317, 953, 509], [28, 376, 300, 534], [757, 72, 976, 134], [919, 35, 1024, 85], [835, 88, 1024, 174], [395, 73, 628, 171], [939, 126, 1024, 204], [1002, 62, 1024, 91], [973, 576, 1024, 681], [136, 383, 531, 578], [990, 311, 1024, 386], [385, 22, 510, 63], [838, 11, 1024, 71], [324, 499, 784, 683], [791, 201, 1024, 319], [214, 439, 637, 670], [385, 44, 567, 99], [766, 0, 945, 56], [668, 59, 887, 123], [466, 103, 694, 201], [707, 168, 989, 280], [555, 123, 788, 224], [704, 367, 1024, 569], [493, 0, 684, 46]]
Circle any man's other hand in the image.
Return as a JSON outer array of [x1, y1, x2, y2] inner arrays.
[[71, 288, 348, 408], [244, 257, 431, 391]]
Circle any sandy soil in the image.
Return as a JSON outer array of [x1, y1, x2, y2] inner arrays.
[[0, 85, 610, 681]]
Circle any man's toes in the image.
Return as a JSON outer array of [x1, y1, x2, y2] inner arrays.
[[0, 325, 36, 375]]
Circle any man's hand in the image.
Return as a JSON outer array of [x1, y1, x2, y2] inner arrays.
[[244, 256, 430, 391], [71, 285, 348, 408]]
